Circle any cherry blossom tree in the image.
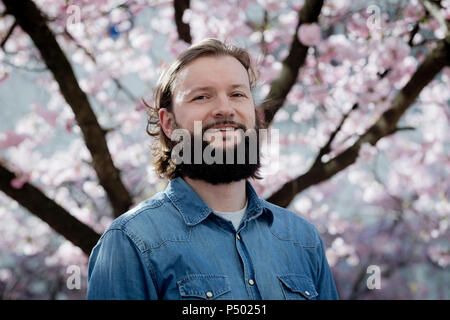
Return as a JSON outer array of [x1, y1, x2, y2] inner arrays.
[[0, 0, 448, 299]]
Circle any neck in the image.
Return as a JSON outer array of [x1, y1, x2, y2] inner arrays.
[[183, 177, 247, 212]]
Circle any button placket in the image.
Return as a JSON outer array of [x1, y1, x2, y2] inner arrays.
[[234, 222, 262, 299]]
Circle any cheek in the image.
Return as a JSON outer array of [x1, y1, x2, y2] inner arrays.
[[242, 106, 256, 128], [173, 106, 206, 131]]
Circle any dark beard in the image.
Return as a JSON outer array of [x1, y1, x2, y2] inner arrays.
[[173, 127, 261, 185]]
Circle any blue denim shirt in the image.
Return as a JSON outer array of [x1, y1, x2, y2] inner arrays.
[[86, 177, 339, 300]]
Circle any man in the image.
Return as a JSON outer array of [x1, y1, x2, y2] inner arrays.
[[86, 38, 339, 300]]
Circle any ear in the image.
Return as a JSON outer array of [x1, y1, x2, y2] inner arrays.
[[159, 108, 174, 140]]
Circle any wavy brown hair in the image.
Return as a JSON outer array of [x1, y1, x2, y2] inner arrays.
[[145, 38, 260, 180]]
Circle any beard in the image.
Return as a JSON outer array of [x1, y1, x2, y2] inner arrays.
[[171, 120, 261, 185]]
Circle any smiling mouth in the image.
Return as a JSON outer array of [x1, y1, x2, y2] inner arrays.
[[208, 126, 237, 133], [206, 122, 243, 132], [204, 125, 242, 146]]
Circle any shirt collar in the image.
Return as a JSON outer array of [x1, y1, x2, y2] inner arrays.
[[164, 177, 273, 226]]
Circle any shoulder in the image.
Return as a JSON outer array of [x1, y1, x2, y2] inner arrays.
[[101, 191, 188, 252], [108, 191, 168, 230], [260, 199, 321, 248]]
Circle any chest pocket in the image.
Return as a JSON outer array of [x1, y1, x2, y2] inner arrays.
[[278, 275, 318, 300], [177, 274, 232, 300]]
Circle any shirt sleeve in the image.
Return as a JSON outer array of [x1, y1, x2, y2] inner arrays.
[[315, 234, 339, 300], [86, 229, 159, 300]]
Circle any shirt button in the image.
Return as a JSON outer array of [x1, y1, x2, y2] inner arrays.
[[248, 279, 255, 286], [304, 291, 310, 296], [237, 234, 241, 240], [206, 291, 213, 298]]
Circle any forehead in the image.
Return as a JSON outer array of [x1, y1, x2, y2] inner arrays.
[[173, 55, 251, 93]]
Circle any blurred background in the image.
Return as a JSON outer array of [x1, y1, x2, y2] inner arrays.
[[0, 0, 449, 299]]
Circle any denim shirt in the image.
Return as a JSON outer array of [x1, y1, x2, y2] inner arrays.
[[86, 177, 339, 300]]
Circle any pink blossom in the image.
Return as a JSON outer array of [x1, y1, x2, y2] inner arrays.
[[65, 118, 75, 133], [0, 0, 448, 300], [291, 0, 304, 11], [379, 38, 410, 69], [428, 245, 450, 268], [403, 1, 425, 23], [308, 83, 328, 104], [279, 12, 298, 28], [10, 172, 30, 189], [319, 34, 360, 63], [0, 131, 29, 150], [0, 70, 9, 83], [169, 38, 190, 57], [129, 28, 152, 51], [297, 23, 321, 46], [444, 5, 450, 20], [257, 0, 284, 12], [347, 12, 370, 39], [32, 103, 59, 127]]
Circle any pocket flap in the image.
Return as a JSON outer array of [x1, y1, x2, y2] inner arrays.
[[177, 274, 231, 299], [278, 275, 318, 299]]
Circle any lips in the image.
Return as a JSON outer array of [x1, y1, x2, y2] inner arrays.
[[209, 127, 236, 132], [203, 123, 244, 146], [207, 124, 239, 133]]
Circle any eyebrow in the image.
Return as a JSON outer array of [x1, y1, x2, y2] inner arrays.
[[187, 84, 250, 96]]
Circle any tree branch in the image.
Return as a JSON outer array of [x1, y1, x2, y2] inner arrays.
[[112, 78, 138, 102], [420, 0, 449, 34], [267, 37, 450, 207], [261, 0, 324, 125], [0, 162, 101, 255], [2, 0, 133, 218], [408, 23, 420, 47], [62, 28, 137, 103], [0, 20, 16, 49], [312, 103, 359, 167], [386, 126, 416, 136], [174, 0, 192, 44], [62, 27, 97, 63]]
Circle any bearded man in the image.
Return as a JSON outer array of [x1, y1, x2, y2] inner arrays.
[[86, 38, 338, 300]]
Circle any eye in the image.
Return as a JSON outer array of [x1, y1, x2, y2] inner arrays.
[[231, 92, 245, 98], [193, 95, 208, 101]]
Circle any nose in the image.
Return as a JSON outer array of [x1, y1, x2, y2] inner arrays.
[[211, 93, 235, 119]]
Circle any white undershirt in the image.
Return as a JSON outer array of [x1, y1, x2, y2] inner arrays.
[[213, 200, 248, 231]]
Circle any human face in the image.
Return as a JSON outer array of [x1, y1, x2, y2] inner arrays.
[[160, 55, 256, 149]]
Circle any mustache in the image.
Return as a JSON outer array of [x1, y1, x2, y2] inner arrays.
[[172, 119, 248, 133], [202, 120, 247, 132]]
